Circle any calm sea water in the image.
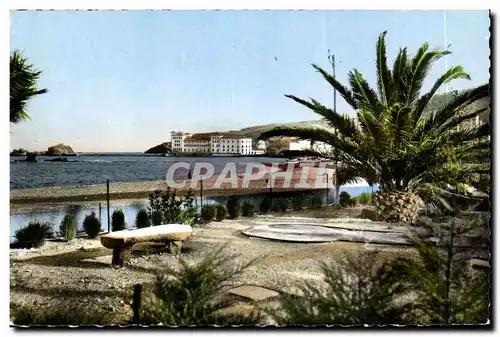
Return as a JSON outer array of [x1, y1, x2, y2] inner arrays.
[[10, 153, 285, 190], [9, 185, 375, 242]]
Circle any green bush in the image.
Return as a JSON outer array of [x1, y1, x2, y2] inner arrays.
[[111, 209, 126, 232], [82, 212, 101, 239], [147, 188, 197, 225], [291, 195, 306, 211], [14, 221, 54, 248], [339, 191, 356, 207], [259, 196, 271, 214], [215, 204, 228, 221], [242, 200, 255, 217], [275, 198, 289, 212], [59, 215, 77, 242], [201, 204, 217, 222], [151, 211, 163, 226], [356, 192, 372, 205], [135, 209, 151, 229], [226, 196, 241, 219], [310, 196, 323, 209]]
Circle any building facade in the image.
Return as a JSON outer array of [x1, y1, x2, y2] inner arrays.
[[170, 131, 257, 155]]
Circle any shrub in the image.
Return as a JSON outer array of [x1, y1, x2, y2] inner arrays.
[[151, 211, 163, 226], [147, 188, 197, 225], [291, 195, 306, 211], [356, 192, 372, 205], [59, 215, 77, 242], [111, 209, 126, 232], [10, 302, 115, 325], [201, 204, 217, 222], [259, 196, 271, 214], [226, 196, 241, 219], [275, 198, 289, 212], [310, 196, 323, 209], [270, 251, 411, 325], [14, 221, 54, 248], [135, 209, 151, 229], [242, 200, 255, 217], [215, 204, 228, 221], [82, 212, 101, 239], [139, 244, 261, 325], [339, 191, 356, 207]]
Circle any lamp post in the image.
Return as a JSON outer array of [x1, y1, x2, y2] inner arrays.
[[328, 50, 339, 205]]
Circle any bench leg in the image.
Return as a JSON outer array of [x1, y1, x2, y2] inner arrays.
[[111, 244, 132, 267], [167, 241, 183, 256]]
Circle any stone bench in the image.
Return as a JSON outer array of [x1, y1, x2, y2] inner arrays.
[[100, 224, 193, 267]]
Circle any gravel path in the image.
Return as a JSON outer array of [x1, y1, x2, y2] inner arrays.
[[12, 218, 414, 324]]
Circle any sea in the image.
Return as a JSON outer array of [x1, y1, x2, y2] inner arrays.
[[10, 152, 377, 242]]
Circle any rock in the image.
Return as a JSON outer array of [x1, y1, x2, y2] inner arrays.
[[145, 142, 172, 154], [46, 143, 76, 156], [10, 148, 27, 156], [45, 157, 69, 162]]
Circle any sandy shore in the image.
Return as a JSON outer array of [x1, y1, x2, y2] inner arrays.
[[11, 167, 338, 205]]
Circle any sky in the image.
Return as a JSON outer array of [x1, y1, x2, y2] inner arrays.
[[10, 10, 490, 152]]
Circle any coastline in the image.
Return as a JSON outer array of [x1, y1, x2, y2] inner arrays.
[[10, 168, 371, 208]]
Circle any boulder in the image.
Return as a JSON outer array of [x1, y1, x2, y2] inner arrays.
[[145, 142, 171, 154], [46, 143, 75, 156]]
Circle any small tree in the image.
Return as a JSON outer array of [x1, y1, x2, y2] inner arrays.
[[215, 204, 228, 221], [111, 209, 126, 232], [259, 197, 271, 214], [339, 191, 353, 207], [135, 209, 151, 229], [242, 200, 255, 217], [59, 215, 77, 242], [291, 195, 306, 211], [83, 212, 101, 239], [201, 204, 217, 222], [226, 196, 241, 219]]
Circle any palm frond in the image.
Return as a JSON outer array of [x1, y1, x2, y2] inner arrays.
[[376, 31, 394, 106], [311, 64, 359, 110]]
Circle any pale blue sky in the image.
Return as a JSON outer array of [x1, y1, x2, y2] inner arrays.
[[10, 10, 490, 152]]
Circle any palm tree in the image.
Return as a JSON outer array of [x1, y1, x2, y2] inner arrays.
[[259, 31, 490, 223], [10, 50, 48, 124]]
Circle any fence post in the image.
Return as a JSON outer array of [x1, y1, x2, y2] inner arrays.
[[325, 174, 329, 205], [107, 179, 110, 233], [132, 284, 142, 325]]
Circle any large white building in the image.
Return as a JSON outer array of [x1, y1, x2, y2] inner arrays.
[[170, 131, 261, 155]]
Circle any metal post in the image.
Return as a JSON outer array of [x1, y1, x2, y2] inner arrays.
[[200, 179, 204, 209], [325, 174, 329, 205], [107, 179, 110, 233], [98, 202, 102, 224], [328, 50, 339, 205]]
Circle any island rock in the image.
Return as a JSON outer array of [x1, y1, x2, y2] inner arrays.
[[46, 143, 76, 156]]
